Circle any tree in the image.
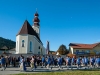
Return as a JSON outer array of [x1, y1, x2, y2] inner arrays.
[[57, 44, 69, 55], [0, 37, 15, 49]]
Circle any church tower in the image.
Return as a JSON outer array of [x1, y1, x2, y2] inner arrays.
[[32, 11, 40, 37]]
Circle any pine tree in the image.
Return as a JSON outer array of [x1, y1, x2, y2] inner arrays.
[[57, 44, 69, 55]]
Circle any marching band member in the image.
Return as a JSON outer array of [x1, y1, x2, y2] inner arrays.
[[57, 55, 62, 70], [76, 57, 81, 69], [67, 56, 71, 70], [71, 56, 75, 69], [46, 56, 51, 69], [90, 56, 95, 68], [84, 56, 88, 69]]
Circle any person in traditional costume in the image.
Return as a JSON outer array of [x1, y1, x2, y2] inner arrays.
[[1, 55, 6, 71], [20, 56, 26, 71], [46, 56, 51, 69], [57, 56, 62, 70], [76, 57, 81, 69]]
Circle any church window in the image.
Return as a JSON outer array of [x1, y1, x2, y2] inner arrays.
[[30, 41, 32, 52], [39, 46, 40, 49], [22, 40, 25, 47]]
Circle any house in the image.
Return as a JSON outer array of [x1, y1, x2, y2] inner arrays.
[[69, 42, 100, 56], [0, 46, 16, 54]]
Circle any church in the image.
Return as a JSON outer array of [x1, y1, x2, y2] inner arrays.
[[16, 11, 46, 54]]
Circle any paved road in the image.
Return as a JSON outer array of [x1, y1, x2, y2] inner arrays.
[[0, 66, 92, 75]]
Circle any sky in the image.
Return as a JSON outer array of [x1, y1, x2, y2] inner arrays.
[[0, 0, 100, 51]]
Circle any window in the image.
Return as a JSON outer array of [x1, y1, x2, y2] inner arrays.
[[82, 50, 85, 52], [22, 40, 25, 47], [39, 46, 40, 49], [93, 50, 97, 53], [30, 41, 32, 52], [94, 50, 99, 55], [86, 50, 90, 53], [76, 50, 79, 52]]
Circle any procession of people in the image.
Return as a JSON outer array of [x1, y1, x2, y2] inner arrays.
[[0, 55, 100, 71]]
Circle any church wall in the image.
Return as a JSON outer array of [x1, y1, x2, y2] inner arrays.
[[16, 34, 45, 54], [33, 36, 45, 54], [27, 35, 35, 53], [16, 35, 28, 54], [16, 36, 19, 54]]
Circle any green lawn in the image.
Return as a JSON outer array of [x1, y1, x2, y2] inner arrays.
[[13, 71, 100, 75]]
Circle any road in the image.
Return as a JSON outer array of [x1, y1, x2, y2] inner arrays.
[[0, 66, 93, 75]]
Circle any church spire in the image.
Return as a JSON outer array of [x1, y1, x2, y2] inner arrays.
[[33, 10, 40, 26], [32, 9, 40, 38]]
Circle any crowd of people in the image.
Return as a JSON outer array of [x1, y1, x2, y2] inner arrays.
[[0, 55, 100, 71]]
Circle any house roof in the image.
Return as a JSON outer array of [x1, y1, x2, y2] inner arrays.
[[17, 20, 42, 44], [0, 46, 9, 50], [69, 42, 100, 49]]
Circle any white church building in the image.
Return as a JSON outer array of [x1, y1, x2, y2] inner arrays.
[[16, 11, 46, 54]]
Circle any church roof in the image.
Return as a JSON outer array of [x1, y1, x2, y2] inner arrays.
[[17, 20, 42, 44]]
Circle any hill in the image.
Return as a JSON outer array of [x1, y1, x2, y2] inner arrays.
[[0, 37, 16, 49]]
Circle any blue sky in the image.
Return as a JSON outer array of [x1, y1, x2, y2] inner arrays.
[[0, 0, 100, 51]]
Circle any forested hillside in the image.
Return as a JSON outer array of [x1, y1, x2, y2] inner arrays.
[[0, 37, 16, 49]]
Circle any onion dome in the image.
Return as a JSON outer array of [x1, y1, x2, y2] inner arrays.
[[33, 10, 40, 26], [34, 12, 39, 17], [34, 17, 40, 22]]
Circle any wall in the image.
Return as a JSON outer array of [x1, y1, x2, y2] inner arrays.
[[16, 35, 28, 54], [9, 50, 16, 54], [16, 34, 45, 54], [69, 46, 74, 54], [91, 44, 100, 55], [32, 26, 40, 37], [27, 35, 35, 53], [33, 36, 45, 54]]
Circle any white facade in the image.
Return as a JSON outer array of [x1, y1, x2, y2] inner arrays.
[[16, 34, 45, 54], [69, 46, 74, 54], [32, 25, 40, 37]]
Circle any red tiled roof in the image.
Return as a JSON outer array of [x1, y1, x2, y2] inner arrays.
[[69, 43, 100, 49]]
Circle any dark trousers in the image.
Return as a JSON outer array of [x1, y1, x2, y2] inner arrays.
[[6, 63, 8, 67], [13, 62, 16, 67], [34, 62, 37, 69]]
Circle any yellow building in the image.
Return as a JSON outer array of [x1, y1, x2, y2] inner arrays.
[[69, 42, 100, 56]]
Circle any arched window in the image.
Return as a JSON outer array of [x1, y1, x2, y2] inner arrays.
[[30, 41, 32, 52], [39, 46, 40, 49], [22, 40, 25, 47]]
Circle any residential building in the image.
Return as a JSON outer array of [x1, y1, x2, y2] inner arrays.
[[69, 42, 100, 56]]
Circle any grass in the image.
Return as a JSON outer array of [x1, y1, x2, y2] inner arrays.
[[12, 69, 100, 75]]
